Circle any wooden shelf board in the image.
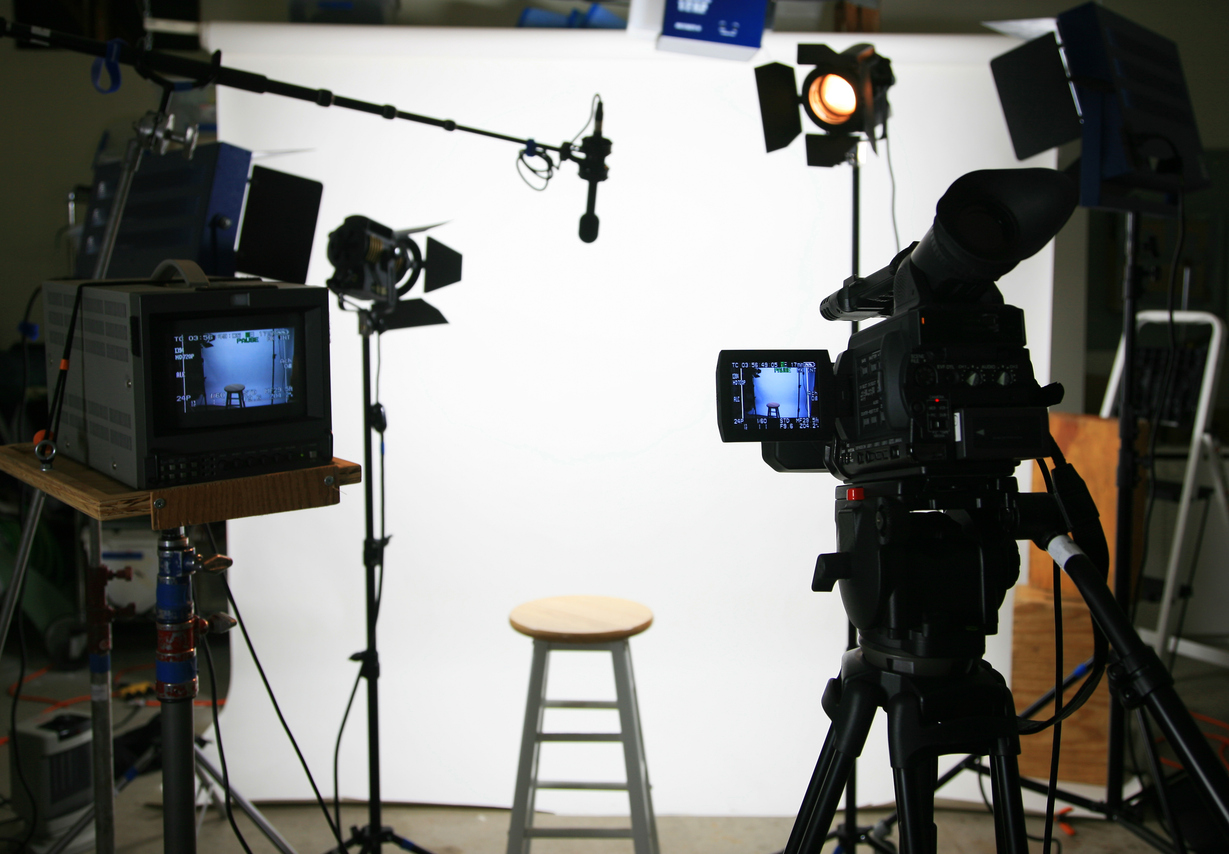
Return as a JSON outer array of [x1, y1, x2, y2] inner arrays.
[[0, 443, 360, 528]]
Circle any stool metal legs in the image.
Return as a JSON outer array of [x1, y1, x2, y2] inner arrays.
[[507, 640, 659, 854], [508, 639, 551, 854], [611, 640, 659, 854]]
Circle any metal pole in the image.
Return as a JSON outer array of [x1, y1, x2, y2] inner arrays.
[[0, 489, 46, 661], [157, 527, 198, 854], [47, 743, 158, 854], [91, 137, 143, 280], [841, 156, 861, 853], [362, 314, 384, 852], [86, 521, 116, 854], [851, 159, 860, 281], [1107, 210, 1141, 811]]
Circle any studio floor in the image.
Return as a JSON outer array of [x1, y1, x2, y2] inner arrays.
[[0, 621, 1222, 853]]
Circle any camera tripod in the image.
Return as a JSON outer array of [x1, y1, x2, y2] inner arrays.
[[785, 469, 1229, 854], [789, 648, 1028, 853]]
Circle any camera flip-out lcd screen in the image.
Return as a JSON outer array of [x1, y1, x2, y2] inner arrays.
[[716, 350, 831, 442], [156, 313, 307, 432]]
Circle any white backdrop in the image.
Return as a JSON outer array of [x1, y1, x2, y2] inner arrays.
[[201, 24, 1059, 817]]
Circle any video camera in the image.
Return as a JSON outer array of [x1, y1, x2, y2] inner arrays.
[[716, 168, 1077, 481]]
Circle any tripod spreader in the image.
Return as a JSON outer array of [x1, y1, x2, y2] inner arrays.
[[1041, 533, 1229, 840]]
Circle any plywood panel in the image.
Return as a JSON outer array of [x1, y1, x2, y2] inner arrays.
[[1028, 413, 1146, 598], [1011, 584, 1111, 786]]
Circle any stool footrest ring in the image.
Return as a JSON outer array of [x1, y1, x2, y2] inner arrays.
[[525, 828, 634, 840], [537, 732, 623, 742], [534, 781, 629, 790]]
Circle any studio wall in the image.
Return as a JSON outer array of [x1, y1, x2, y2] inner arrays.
[[202, 24, 1058, 817]]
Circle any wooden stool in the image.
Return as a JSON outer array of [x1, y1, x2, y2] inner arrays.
[[224, 383, 246, 407], [507, 595, 659, 854]]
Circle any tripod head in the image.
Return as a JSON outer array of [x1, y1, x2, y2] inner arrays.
[[814, 474, 1027, 675]]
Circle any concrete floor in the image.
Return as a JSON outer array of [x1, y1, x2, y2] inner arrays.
[[0, 621, 1221, 853], [107, 792, 1165, 854]]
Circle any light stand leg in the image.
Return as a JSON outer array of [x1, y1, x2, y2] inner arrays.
[[194, 744, 299, 854], [1054, 536, 1229, 840], [46, 745, 158, 854], [0, 489, 46, 659]]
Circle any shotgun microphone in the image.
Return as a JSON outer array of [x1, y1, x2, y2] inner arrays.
[[576, 100, 610, 243]]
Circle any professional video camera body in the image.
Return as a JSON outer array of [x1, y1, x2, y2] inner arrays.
[[719, 168, 1077, 669], [718, 169, 1072, 482]]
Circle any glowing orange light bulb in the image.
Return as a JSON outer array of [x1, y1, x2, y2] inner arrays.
[[808, 74, 857, 125]]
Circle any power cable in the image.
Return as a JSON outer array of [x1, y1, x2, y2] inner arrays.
[[203, 524, 347, 848], [1041, 559, 1064, 854], [201, 631, 252, 853], [882, 123, 900, 254]]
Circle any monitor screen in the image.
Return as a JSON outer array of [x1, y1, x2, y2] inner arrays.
[[153, 311, 308, 433], [715, 350, 829, 442]]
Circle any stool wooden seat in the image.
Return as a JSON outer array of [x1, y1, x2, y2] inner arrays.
[[507, 596, 659, 854], [509, 595, 653, 643]]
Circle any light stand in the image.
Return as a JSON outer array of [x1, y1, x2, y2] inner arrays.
[[988, 6, 1211, 839], [338, 306, 438, 854], [326, 219, 460, 854], [754, 42, 895, 853]]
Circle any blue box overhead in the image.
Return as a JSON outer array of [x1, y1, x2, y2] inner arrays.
[[658, 0, 769, 61]]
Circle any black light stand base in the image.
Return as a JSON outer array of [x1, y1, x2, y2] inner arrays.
[[333, 825, 437, 854], [825, 820, 897, 854]]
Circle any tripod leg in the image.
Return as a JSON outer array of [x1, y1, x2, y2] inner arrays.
[[987, 750, 1029, 854], [785, 679, 880, 854], [892, 757, 937, 854]]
